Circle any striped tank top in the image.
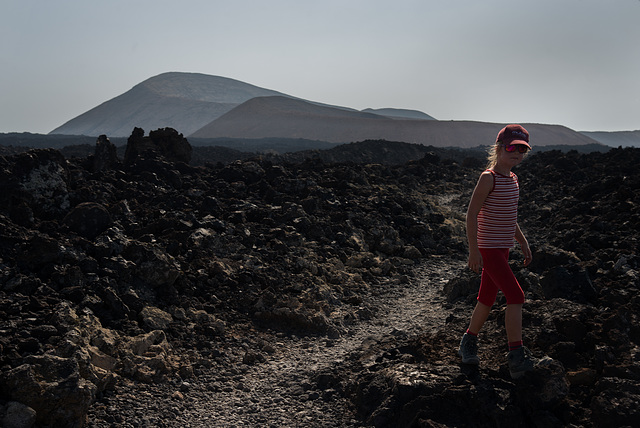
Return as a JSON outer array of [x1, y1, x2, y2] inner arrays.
[[477, 170, 519, 249]]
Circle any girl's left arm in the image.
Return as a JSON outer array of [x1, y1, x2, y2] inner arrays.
[[515, 223, 532, 266]]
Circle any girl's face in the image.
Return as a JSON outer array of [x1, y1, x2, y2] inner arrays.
[[497, 144, 526, 168]]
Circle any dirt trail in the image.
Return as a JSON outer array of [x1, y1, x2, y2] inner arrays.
[[87, 256, 464, 427], [126, 257, 462, 427]]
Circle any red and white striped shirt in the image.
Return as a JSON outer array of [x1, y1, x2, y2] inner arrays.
[[477, 170, 519, 249]]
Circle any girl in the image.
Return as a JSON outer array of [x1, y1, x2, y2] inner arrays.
[[458, 124, 535, 379]]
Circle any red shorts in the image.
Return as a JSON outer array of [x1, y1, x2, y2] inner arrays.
[[477, 248, 525, 306]]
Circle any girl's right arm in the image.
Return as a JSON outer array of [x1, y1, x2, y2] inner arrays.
[[466, 171, 493, 273]]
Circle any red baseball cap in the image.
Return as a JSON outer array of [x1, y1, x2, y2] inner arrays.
[[496, 124, 531, 149]]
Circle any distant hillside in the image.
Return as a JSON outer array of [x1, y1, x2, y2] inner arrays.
[[362, 108, 436, 120], [189, 137, 338, 153], [0, 132, 99, 148], [47, 71, 607, 150], [49, 72, 290, 137], [580, 130, 640, 147], [190, 96, 602, 148], [189, 96, 388, 140]]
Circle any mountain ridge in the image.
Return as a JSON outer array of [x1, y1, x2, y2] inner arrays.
[[49, 72, 290, 137], [361, 107, 436, 120], [190, 95, 599, 148], [138, 72, 289, 103], [46, 71, 630, 147], [580, 130, 640, 148]]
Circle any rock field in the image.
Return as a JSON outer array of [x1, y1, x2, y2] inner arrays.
[[1, 128, 639, 427]]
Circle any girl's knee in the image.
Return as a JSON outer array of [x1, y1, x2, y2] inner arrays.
[[477, 287, 498, 307], [505, 289, 525, 305], [477, 294, 496, 307]]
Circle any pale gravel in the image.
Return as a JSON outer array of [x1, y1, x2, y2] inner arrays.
[[86, 256, 464, 428]]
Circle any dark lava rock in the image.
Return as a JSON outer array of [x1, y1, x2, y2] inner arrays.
[[63, 202, 112, 240], [124, 127, 192, 166], [92, 135, 120, 172], [0, 136, 638, 427]]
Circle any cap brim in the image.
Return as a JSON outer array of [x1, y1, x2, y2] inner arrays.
[[507, 139, 531, 149]]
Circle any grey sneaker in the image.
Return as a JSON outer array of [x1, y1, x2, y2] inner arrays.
[[507, 346, 535, 379], [458, 333, 479, 365]]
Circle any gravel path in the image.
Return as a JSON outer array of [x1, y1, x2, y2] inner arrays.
[[87, 256, 464, 427]]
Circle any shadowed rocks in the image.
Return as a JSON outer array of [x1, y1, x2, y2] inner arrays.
[[0, 137, 638, 427]]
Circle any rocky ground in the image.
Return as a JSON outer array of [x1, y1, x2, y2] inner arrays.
[[1, 129, 639, 427], [84, 257, 462, 428]]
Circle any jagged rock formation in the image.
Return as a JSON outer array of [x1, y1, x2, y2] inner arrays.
[[92, 135, 119, 172], [123, 127, 192, 166]]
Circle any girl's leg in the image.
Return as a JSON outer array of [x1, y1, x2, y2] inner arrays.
[[505, 303, 523, 344], [460, 254, 498, 364], [469, 251, 500, 334], [481, 248, 524, 306], [478, 248, 525, 345], [478, 249, 534, 378], [468, 301, 492, 335]]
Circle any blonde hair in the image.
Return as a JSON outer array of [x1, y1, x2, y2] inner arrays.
[[486, 144, 499, 170]]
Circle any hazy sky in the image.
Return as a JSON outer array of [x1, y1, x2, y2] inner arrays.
[[2, 0, 639, 134]]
